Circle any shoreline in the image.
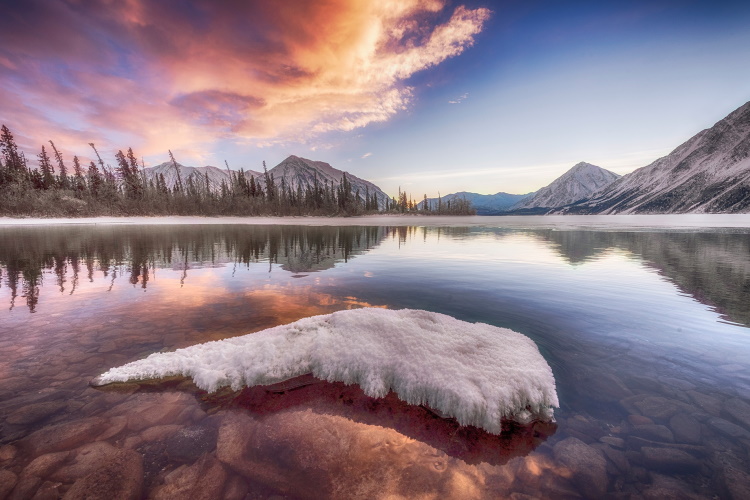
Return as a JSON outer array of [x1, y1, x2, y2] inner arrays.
[[1, 213, 750, 231]]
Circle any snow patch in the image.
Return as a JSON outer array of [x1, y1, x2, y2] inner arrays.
[[92, 308, 558, 434]]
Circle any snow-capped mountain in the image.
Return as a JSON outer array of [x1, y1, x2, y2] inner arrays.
[[560, 101, 750, 214], [144, 155, 389, 208], [512, 162, 620, 211], [426, 191, 531, 214], [263, 155, 390, 208]]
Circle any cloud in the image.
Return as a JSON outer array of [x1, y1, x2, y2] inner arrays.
[[0, 1, 490, 163], [361, 152, 373, 159], [449, 92, 469, 104]]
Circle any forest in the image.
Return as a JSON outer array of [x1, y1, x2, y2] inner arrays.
[[0, 125, 474, 217]]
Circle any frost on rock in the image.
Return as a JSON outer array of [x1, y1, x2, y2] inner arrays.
[[92, 308, 558, 434]]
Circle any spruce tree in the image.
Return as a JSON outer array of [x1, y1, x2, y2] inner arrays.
[[49, 140, 68, 189], [38, 145, 54, 190]]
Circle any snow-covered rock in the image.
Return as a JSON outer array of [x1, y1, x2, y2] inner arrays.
[[513, 162, 620, 211], [562, 100, 750, 214], [92, 308, 558, 434]]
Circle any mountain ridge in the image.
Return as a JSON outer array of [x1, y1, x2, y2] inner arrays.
[[558, 101, 750, 214], [144, 155, 390, 208]]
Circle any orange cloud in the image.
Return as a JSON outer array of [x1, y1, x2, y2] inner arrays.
[[0, 0, 490, 162]]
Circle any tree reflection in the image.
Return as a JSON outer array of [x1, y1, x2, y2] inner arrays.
[[0, 225, 386, 312]]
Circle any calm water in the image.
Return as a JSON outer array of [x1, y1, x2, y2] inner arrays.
[[1, 224, 749, 499]]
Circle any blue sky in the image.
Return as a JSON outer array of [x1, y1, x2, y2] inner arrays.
[[1, 0, 749, 196]]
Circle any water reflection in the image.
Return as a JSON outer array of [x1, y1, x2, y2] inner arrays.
[[532, 229, 750, 327], [0, 225, 386, 312], [2, 224, 750, 499]]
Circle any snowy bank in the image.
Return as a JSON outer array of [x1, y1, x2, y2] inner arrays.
[[92, 308, 558, 434]]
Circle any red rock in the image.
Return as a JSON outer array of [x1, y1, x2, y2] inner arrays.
[[0, 470, 18, 499], [0, 445, 17, 463], [61, 449, 143, 500], [49, 442, 120, 483], [151, 455, 228, 500], [5, 401, 68, 426], [628, 414, 653, 426], [21, 418, 108, 457], [21, 451, 71, 479], [95, 416, 128, 441]]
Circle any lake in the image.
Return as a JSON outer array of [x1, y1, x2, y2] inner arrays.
[[1, 219, 749, 499]]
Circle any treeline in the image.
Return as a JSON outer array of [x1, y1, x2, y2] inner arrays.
[[0, 125, 474, 217]]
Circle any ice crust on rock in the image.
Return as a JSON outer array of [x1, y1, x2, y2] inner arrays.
[[92, 308, 558, 434]]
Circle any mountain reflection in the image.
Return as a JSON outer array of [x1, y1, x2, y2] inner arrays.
[[0, 225, 386, 312], [533, 230, 750, 327]]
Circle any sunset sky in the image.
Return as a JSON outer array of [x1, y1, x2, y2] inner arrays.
[[2, 0, 750, 196]]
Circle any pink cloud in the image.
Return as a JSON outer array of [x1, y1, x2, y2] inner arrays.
[[0, 0, 490, 162]]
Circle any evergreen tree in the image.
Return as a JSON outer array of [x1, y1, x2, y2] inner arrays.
[[37, 145, 54, 189], [49, 140, 68, 189], [87, 161, 102, 197], [72, 155, 86, 196]]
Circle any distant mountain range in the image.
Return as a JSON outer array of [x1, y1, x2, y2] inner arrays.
[[145, 155, 390, 208], [426, 191, 531, 215], [144, 100, 750, 215], [439, 100, 750, 214]]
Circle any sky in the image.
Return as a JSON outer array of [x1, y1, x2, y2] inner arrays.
[[1, 0, 750, 197]]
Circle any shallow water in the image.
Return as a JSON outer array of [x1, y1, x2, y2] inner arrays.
[[1, 224, 749, 499]]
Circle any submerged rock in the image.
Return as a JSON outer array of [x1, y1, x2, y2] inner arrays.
[[62, 449, 143, 500], [21, 418, 108, 456], [723, 398, 750, 430], [552, 437, 608, 498], [151, 455, 227, 500], [0, 470, 18, 499], [669, 413, 702, 444], [5, 401, 68, 426], [640, 447, 701, 473]]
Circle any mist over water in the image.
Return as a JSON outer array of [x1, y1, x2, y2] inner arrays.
[[1, 224, 749, 498]]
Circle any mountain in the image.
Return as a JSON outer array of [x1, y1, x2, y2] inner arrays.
[[144, 162, 262, 193], [264, 155, 390, 208], [560, 101, 750, 214], [145, 155, 390, 208], [426, 191, 531, 215], [511, 162, 620, 212]]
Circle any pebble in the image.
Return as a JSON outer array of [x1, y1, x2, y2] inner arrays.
[[0, 444, 17, 463], [49, 441, 120, 483], [627, 414, 653, 426], [669, 413, 701, 444], [62, 449, 143, 500], [5, 401, 68, 426], [21, 450, 71, 479], [151, 454, 228, 500], [686, 390, 723, 416], [640, 447, 701, 473], [707, 417, 750, 439], [632, 397, 684, 421], [21, 418, 108, 456], [599, 436, 625, 449], [0, 470, 18, 499], [632, 424, 674, 443], [723, 398, 750, 430], [552, 437, 608, 498]]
